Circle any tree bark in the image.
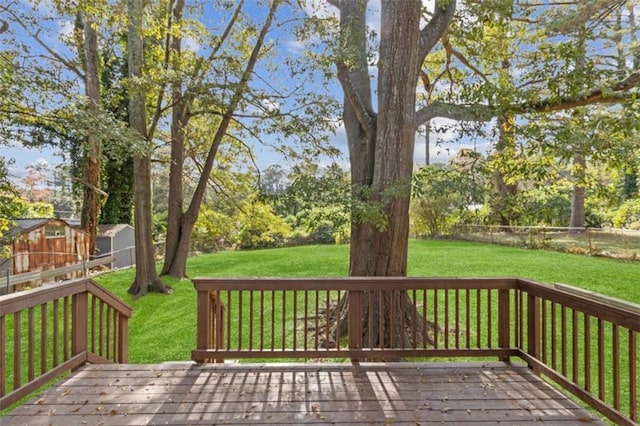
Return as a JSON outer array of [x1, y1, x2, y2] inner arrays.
[[127, 0, 170, 297], [80, 9, 101, 257]]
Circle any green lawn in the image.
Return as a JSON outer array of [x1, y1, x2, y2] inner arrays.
[[95, 239, 640, 364]]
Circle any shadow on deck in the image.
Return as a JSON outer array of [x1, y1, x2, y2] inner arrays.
[[2, 361, 604, 425]]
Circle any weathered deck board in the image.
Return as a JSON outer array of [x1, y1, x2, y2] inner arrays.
[[2, 362, 605, 425]]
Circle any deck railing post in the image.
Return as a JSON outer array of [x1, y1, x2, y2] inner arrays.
[[498, 289, 510, 362], [195, 288, 211, 363], [71, 292, 88, 359], [348, 289, 363, 362]]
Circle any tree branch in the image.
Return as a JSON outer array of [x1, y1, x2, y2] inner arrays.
[[415, 70, 640, 126], [336, 61, 376, 136], [419, 0, 457, 60]]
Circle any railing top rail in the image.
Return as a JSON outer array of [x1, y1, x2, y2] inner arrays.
[[517, 278, 640, 331], [193, 276, 520, 292], [0, 277, 132, 318]]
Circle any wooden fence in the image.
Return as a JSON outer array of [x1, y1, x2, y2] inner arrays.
[[0, 278, 131, 410], [193, 277, 639, 426]]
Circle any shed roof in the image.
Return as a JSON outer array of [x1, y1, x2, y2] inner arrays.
[[6, 218, 84, 238], [98, 224, 133, 238]]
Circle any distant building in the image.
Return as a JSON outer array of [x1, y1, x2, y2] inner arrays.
[[0, 218, 90, 287], [96, 224, 135, 270]]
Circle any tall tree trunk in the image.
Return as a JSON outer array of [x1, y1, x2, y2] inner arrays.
[[161, 0, 188, 278], [569, 151, 586, 228], [366, 0, 422, 277], [80, 9, 101, 257], [127, 0, 170, 297], [491, 115, 519, 227], [327, 0, 454, 350]]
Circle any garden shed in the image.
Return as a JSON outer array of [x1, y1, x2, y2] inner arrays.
[[0, 218, 90, 280], [96, 224, 135, 270]]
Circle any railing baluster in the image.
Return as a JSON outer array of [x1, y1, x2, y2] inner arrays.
[[260, 291, 265, 351], [629, 330, 637, 422], [226, 291, 232, 350], [91, 295, 96, 354], [27, 307, 34, 382], [62, 297, 71, 361], [550, 302, 556, 369], [444, 289, 449, 349], [53, 300, 59, 367], [422, 289, 428, 349], [282, 291, 287, 351], [292, 290, 297, 350], [13, 311, 21, 389], [572, 310, 578, 383], [584, 314, 591, 392], [598, 318, 605, 401], [475, 289, 480, 348], [465, 289, 471, 349], [411, 289, 417, 349], [455, 289, 460, 349], [561, 306, 567, 377], [335, 290, 341, 349], [248, 291, 254, 351], [40, 303, 47, 375], [487, 290, 492, 347], [542, 300, 548, 364], [0, 316, 5, 398], [324, 291, 330, 351], [302, 291, 307, 351], [97, 299, 103, 357], [433, 288, 439, 349], [367, 290, 374, 349], [271, 290, 276, 351], [238, 291, 243, 351], [314, 290, 319, 350], [612, 324, 620, 410]]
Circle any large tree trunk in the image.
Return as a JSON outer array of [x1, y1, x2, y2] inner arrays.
[[330, 0, 454, 350], [569, 151, 586, 228], [161, 0, 188, 278], [127, 0, 170, 297], [80, 9, 101, 257]]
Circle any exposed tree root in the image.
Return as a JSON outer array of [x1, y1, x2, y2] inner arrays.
[[304, 292, 442, 354]]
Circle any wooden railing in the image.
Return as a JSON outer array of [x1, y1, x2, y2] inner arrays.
[[0, 278, 132, 410], [192, 277, 639, 426]]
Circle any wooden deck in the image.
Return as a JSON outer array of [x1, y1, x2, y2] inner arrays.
[[2, 361, 605, 425]]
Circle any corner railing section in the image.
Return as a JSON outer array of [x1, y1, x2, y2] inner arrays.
[[520, 279, 639, 426], [192, 277, 639, 426], [0, 278, 132, 410]]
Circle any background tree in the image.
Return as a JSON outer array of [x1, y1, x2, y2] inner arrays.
[[126, 0, 170, 296]]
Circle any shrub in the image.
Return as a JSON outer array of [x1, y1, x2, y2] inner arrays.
[[612, 199, 640, 229]]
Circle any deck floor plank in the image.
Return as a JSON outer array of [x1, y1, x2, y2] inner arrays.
[[2, 362, 605, 425]]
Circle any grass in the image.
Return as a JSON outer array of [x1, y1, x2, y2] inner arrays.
[[94, 239, 640, 364]]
